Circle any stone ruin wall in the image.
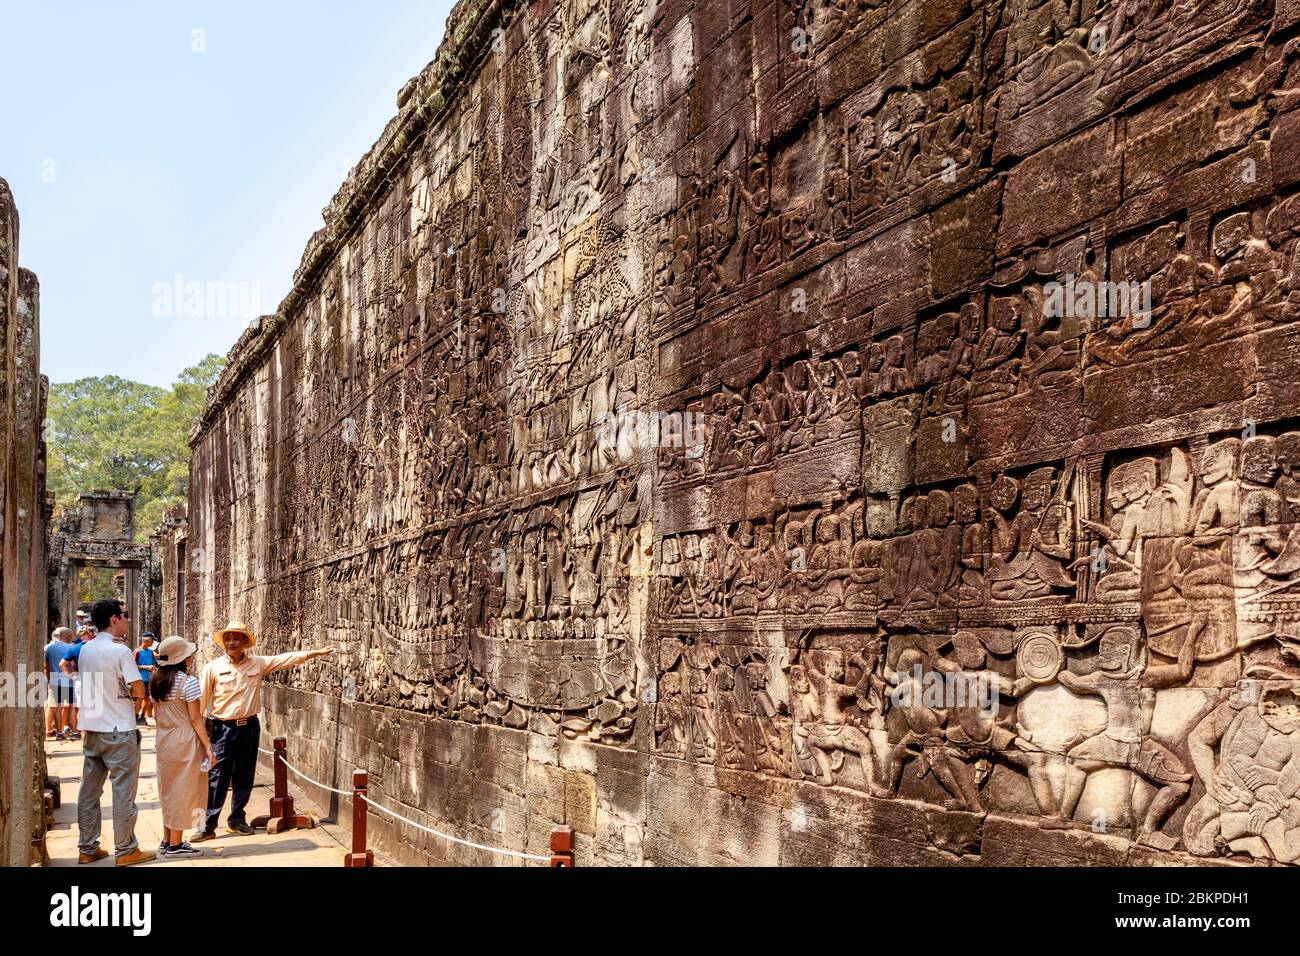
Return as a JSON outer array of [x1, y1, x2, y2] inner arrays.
[[0, 178, 51, 866], [182, 0, 1300, 865], [153, 505, 188, 640]]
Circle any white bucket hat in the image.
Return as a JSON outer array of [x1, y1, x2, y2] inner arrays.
[[155, 635, 198, 667]]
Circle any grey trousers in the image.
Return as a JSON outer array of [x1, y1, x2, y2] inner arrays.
[[77, 729, 141, 858]]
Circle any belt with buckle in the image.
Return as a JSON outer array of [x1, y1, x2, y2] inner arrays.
[[216, 716, 255, 727]]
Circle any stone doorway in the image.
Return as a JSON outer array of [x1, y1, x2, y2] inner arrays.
[[48, 491, 153, 645]]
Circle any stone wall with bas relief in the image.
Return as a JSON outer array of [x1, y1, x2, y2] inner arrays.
[[182, 0, 1300, 864]]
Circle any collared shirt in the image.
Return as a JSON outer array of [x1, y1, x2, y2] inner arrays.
[[200, 649, 317, 720], [44, 641, 71, 688], [61, 640, 86, 673], [77, 633, 144, 732]]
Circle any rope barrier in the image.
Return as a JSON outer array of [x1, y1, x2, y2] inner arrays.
[[279, 754, 351, 796], [357, 793, 550, 863], [254, 735, 559, 864]]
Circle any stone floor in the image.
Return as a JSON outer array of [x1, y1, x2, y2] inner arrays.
[[43, 725, 352, 867]]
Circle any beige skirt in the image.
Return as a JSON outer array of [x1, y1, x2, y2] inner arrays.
[[154, 698, 207, 831]]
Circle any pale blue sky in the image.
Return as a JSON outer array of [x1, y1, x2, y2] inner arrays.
[[0, 0, 455, 387]]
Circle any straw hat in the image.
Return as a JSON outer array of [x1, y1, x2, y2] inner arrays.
[[155, 636, 197, 667], [213, 621, 256, 649]]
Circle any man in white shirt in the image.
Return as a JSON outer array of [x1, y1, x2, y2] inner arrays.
[[75, 598, 154, 866]]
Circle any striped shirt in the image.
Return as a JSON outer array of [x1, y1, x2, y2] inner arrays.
[[166, 673, 202, 702]]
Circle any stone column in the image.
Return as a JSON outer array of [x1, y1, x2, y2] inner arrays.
[[11, 267, 41, 863], [125, 567, 139, 645], [0, 178, 48, 865], [62, 562, 77, 630], [0, 175, 18, 868]]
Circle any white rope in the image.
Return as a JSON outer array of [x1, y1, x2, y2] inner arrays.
[[279, 755, 352, 796], [258, 744, 549, 862], [359, 793, 550, 863], [255, 744, 349, 795]]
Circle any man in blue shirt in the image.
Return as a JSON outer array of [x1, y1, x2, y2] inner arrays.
[[43, 628, 74, 739], [59, 625, 95, 740], [134, 634, 157, 725]]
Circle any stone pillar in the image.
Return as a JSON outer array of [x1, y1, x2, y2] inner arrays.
[[0, 178, 48, 865], [0, 174, 18, 868], [125, 566, 139, 645], [62, 562, 77, 630], [13, 267, 42, 863]]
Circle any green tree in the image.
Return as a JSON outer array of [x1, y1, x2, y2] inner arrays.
[[77, 567, 119, 604], [46, 376, 166, 504], [135, 354, 225, 536], [47, 354, 226, 542]]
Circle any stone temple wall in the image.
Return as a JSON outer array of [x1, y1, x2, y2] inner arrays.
[[183, 0, 1300, 865], [0, 177, 51, 866]]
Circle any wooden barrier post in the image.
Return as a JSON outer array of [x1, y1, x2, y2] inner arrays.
[[550, 826, 574, 867], [344, 769, 375, 868], [251, 737, 315, 833]]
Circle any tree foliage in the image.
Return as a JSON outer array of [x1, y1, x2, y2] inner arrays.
[[46, 354, 226, 542]]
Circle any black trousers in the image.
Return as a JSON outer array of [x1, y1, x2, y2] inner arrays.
[[205, 715, 260, 830]]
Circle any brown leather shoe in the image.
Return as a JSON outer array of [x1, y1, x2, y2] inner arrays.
[[115, 847, 156, 867], [190, 830, 216, 843], [77, 847, 109, 864]]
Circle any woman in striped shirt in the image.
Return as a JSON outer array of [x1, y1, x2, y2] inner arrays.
[[148, 637, 215, 857]]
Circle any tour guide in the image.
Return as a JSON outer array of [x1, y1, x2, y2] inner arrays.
[[195, 621, 334, 840]]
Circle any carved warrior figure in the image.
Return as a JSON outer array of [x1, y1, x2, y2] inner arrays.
[[790, 648, 891, 797], [804, 515, 850, 611], [954, 484, 987, 606], [655, 670, 689, 757], [1237, 433, 1300, 645], [937, 631, 1056, 818], [882, 647, 968, 808], [1184, 675, 1300, 863], [869, 633, 1054, 816], [1138, 440, 1238, 683], [1051, 625, 1196, 849], [721, 521, 760, 614]]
